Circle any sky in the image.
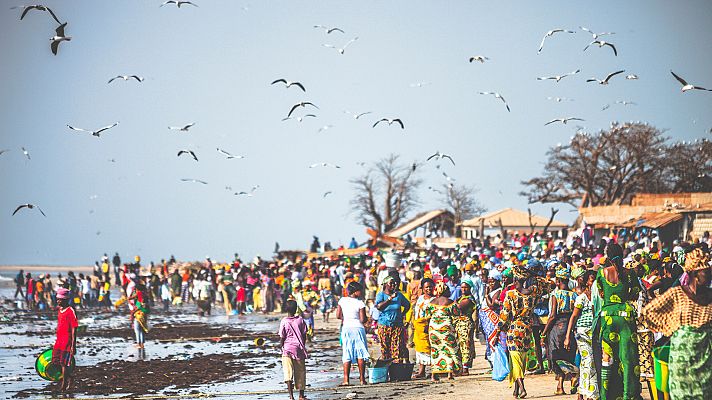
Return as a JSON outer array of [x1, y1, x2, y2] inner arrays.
[[1, 1, 711, 265]]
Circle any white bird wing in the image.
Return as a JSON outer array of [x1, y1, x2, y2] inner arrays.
[[343, 37, 358, 49], [67, 125, 91, 133], [670, 71, 689, 86], [130, 75, 144, 82], [443, 155, 456, 166], [604, 70, 625, 82], [355, 111, 371, 119], [545, 119, 561, 126], [95, 122, 119, 134], [538, 36, 547, 53], [108, 76, 121, 84], [217, 148, 233, 157], [183, 123, 195, 130]]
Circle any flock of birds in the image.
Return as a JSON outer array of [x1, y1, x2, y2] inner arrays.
[[5, 5, 712, 220]]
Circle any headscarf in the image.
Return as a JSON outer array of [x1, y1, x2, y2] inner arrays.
[[460, 278, 474, 290], [382, 275, 395, 286], [555, 265, 571, 279], [56, 287, 70, 299], [433, 281, 447, 297], [571, 265, 585, 279], [446, 264, 458, 277], [512, 265, 530, 280], [684, 248, 710, 272]]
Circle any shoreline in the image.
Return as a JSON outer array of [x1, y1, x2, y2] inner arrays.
[[0, 265, 93, 272]]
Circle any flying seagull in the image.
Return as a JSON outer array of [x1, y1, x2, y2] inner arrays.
[[537, 69, 580, 82], [409, 82, 431, 88], [21, 147, 30, 160], [50, 23, 71, 55], [538, 29, 575, 54], [12, 203, 46, 217], [579, 27, 614, 40], [313, 25, 344, 34], [180, 178, 207, 184], [442, 171, 456, 183], [373, 118, 405, 129], [287, 102, 318, 118], [615, 100, 637, 106], [235, 185, 259, 197], [343, 110, 371, 119], [13, 4, 61, 24], [168, 123, 195, 131], [547, 96, 573, 102], [177, 150, 198, 161], [271, 79, 306, 92], [479, 91, 510, 112], [67, 122, 119, 137], [427, 151, 455, 166], [601, 104, 610, 111], [0, 149, 9, 157], [160, 1, 198, 7], [428, 186, 443, 195], [216, 148, 245, 159], [282, 114, 317, 122], [586, 70, 625, 85], [469, 55, 489, 63], [108, 75, 144, 84], [670, 71, 712, 92], [317, 125, 334, 133], [545, 117, 585, 126], [583, 40, 618, 56], [323, 37, 358, 54], [309, 162, 341, 169], [626, 74, 639, 80], [323, 191, 333, 198]]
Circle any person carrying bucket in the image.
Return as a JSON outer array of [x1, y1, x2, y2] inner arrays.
[[53, 287, 78, 392]]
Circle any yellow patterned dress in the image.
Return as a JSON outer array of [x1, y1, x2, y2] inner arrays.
[[426, 302, 462, 374]]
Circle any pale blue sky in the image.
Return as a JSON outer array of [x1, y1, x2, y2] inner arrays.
[[1, 1, 711, 265]]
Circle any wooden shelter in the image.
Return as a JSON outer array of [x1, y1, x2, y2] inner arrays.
[[460, 208, 569, 239]]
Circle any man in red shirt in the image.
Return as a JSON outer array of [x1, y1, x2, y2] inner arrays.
[[53, 287, 78, 392]]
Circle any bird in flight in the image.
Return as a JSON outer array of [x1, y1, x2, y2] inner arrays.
[[108, 75, 144, 84], [160, 1, 198, 7], [323, 37, 358, 54], [13, 4, 61, 24], [323, 191, 333, 198], [12, 203, 46, 217], [537, 69, 580, 82], [626, 74, 639, 80], [579, 27, 614, 40], [271, 79, 306, 92], [287, 102, 318, 118], [409, 82, 431, 88], [615, 100, 637, 106], [309, 162, 341, 169], [428, 186, 443, 195], [670, 71, 712, 92], [479, 91, 510, 112], [373, 118, 405, 129], [313, 25, 344, 34], [538, 29, 575, 53], [282, 114, 317, 122], [343, 110, 372, 119], [545, 117, 585, 126], [0, 149, 9, 157], [427, 151, 455, 166], [21, 147, 30, 160], [583, 40, 618, 56], [547, 96, 573, 102], [442, 171, 456, 183], [586, 70, 625, 85], [235, 185, 259, 197], [601, 104, 610, 111], [50, 23, 71, 55], [180, 178, 207, 184], [177, 150, 198, 161], [317, 125, 334, 133], [67, 122, 119, 137], [168, 123, 195, 132], [469, 55, 490, 63], [216, 148, 245, 159]]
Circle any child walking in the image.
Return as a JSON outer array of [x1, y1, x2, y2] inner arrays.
[[280, 300, 308, 400]]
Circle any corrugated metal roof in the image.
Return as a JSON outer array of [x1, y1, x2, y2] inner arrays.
[[461, 208, 568, 228], [635, 212, 683, 229], [385, 209, 452, 238]]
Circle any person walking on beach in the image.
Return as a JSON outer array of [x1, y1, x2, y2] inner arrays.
[[53, 287, 78, 393], [14, 269, 25, 300], [112, 252, 121, 286], [336, 281, 369, 386], [280, 299, 308, 400]]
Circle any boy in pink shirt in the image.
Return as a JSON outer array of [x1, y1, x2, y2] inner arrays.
[[279, 300, 308, 400]]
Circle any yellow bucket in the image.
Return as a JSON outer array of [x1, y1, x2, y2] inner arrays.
[[254, 337, 265, 347]]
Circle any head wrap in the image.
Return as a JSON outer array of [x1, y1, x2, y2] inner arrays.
[[555, 265, 571, 279], [684, 248, 710, 272], [624, 259, 641, 270], [446, 264, 458, 277], [512, 265, 530, 280], [571, 265, 585, 279], [433, 281, 447, 297], [423, 270, 433, 279], [56, 287, 70, 299], [382, 275, 395, 286], [460, 278, 474, 290]]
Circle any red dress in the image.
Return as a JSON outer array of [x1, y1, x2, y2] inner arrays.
[[52, 306, 78, 367]]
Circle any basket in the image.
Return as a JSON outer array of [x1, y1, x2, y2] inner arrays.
[[367, 366, 388, 384], [652, 345, 670, 394], [35, 348, 75, 381], [388, 363, 414, 381]]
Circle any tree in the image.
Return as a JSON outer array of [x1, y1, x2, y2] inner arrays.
[[521, 122, 711, 207], [350, 154, 422, 235], [442, 183, 487, 237]]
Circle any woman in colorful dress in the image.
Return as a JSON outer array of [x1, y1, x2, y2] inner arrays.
[[593, 243, 641, 400], [641, 248, 712, 399], [542, 266, 578, 395], [491, 266, 542, 399], [455, 279, 476, 375], [412, 278, 435, 378], [566, 269, 599, 400], [480, 275, 503, 365], [426, 281, 461, 381], [375, 276, 410, 361]]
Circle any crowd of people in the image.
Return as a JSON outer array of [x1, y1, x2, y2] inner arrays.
[[19, 229, 712, 399]]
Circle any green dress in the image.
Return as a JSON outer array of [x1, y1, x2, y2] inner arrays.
[[595, 268, 641, 400]]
